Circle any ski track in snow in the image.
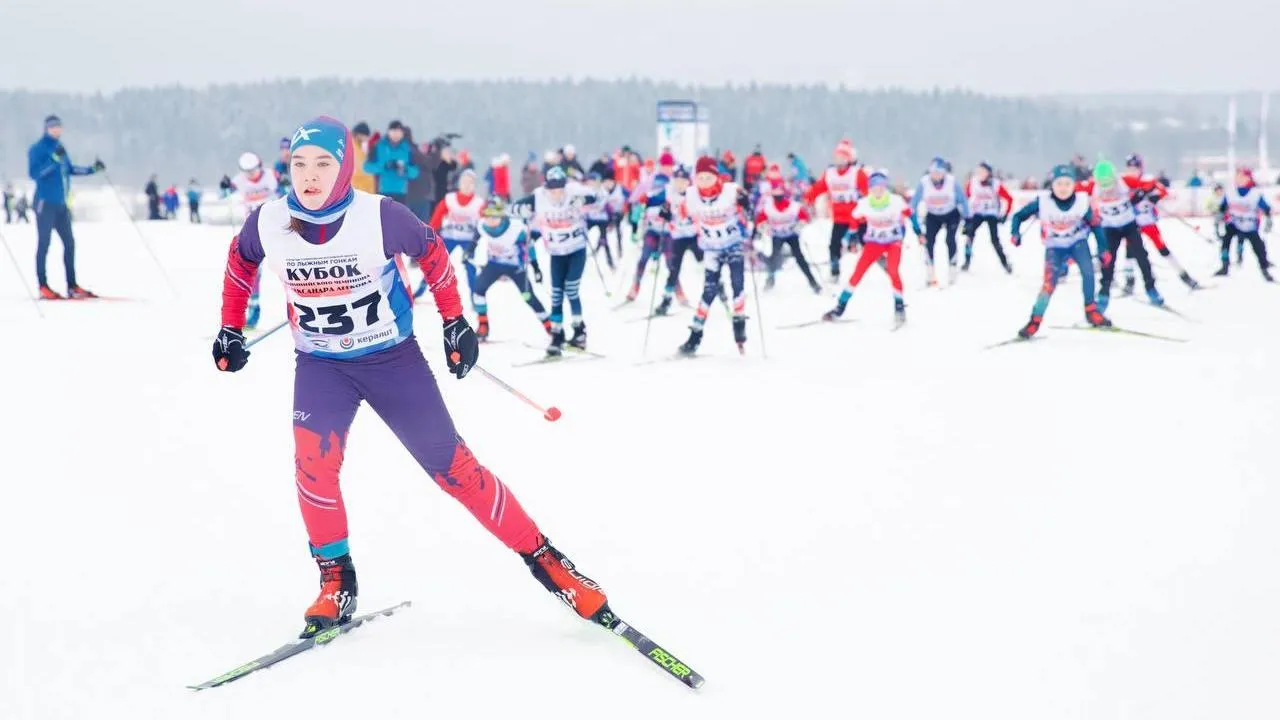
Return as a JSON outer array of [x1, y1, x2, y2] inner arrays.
[[1, 213, 1277, 720]]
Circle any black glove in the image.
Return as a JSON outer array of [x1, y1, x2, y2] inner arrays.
[[212, 326, 250, 372], [443, 317, 478, 379], [658, 205, 673, 222], [92, 157, 106, 172], [530, 259, 544, 284]]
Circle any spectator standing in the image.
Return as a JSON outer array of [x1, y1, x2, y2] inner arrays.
[[186, 179, 202, 223], [27, 114, 105, 298], [362, 119, 418, 206], [350, 121, 377, 193]]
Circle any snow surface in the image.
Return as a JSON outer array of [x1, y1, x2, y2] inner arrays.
[[2, 205, 1277, 720]]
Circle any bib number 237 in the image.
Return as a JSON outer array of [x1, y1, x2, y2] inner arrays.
[[294, 290, 381, 335]]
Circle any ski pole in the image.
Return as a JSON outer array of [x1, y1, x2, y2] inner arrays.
[[1170, 214, 1220, 244], [100, 171, 178, 297], [246, 320, 289, 348], [743, 246, 767, 359], [588, 241, 612, 297], [464, 359, 561, 421], [641, 250, 664, 356], [0, 227, 44, 318]]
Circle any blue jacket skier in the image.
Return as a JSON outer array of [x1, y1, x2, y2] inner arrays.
[[27, 114, 104, 298]]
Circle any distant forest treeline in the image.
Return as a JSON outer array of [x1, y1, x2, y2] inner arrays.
[[0, 78, 1269, 188]]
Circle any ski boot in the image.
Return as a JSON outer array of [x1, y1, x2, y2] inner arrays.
[[67, 285, 97, 299], [892, 298, 906, 329], [822, 302, 847, 322], [732, 316, 747, 355], [476, 314, 490, 342], [830, 261, 840, 282], [1263, 268, 1275, 283], [1001, 259, 1013, 275], [568, 322, 587, 350], [1017, 314, 1042, 339], [1179, 272, 1200, 290], [245, 299, 261, 330], [1213, 259, 1229, 277], [1146, 287, 1164, 307], [1122, 274, 1136, 297], [654, 295, 673, 316], [414, 279, 428, 299], [961, 246, 973, 272], [764, 274, 776, 291], [300, 553, 358, 638], [546, 327, 565, 357], [678, 326, 703, 356], [1096, 293, 1110, 314], [1085, 302, 1111, 328], [38, 285, 63, 300], [523, 538, 609, 622]]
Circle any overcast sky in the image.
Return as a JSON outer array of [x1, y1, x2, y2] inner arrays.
[[2, 0, 1274, 96]]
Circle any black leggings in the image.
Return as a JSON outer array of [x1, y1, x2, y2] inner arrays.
[[1100, 223, 1155, 295], [828, 221, 851, 268], [1221, 225, 1270, 269], [664, 237, 701, 295], [767, 235, 818, 284], [588, 220, 613, 267], [962, 215, 1007, 266], [924, 210, 961, 265]]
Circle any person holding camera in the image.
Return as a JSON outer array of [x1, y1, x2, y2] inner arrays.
[[362, 119, 418, 207]]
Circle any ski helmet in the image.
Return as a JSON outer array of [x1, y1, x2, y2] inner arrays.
[[929, 157, 948, 174], [868, 169, 890, 188], [238, 152, 262, 172], [544, 166, 568, 189], [1051, 164, 1075, 181], [1124, 153, 1144, 170]]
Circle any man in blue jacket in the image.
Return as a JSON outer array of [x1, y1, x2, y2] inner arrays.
[[362, 119, 418, 206], [28, 114, 104, 299]]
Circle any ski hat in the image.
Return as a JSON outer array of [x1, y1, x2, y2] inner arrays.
[[238, 151, 263, 172], [769, 179, 787, 195], [457, 168, 477, 185], [279, 136, 291, 150], [1093, 159, 1117, 185], [868, 169, 890, 189], [977, 161, 993, 175], [1051, 164, 1075, 181], [834, 139, 855, 161], [563, 144, 576, 155], [351, 121, 371, 137], [1237, 166, 1255, 185], [695, 156, 718, 176], [1125, 153, 1144, 170], [659, 151, 676, 167], [929, 157, 948, 174], [286, 115, 355, 225], [673, 165, 690, 180], [482, 196, 506, 218], [44, 114, 62, 130], [545, 166, 568, 188], [388, 119, 405, 131]]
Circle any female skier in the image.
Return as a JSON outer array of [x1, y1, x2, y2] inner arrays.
[[1008, 164, 1112, 339], [212, 116, 608, 638]]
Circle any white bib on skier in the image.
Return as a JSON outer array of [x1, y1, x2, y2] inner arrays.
[[257, 191, 414, 360], [1091, 179, 1137, 228], [761, 200, 803, 237], [851, 194, 909, 244], [481, 219, 528, 267], [1225, 186, 1263, 231], [440, 192, 484, 242], [1036, 191, 1092, 249], [234, 170, 278, 213], [919, 174, 959, 216], [532, 182, 592, 256], [684, 183, 744, 251], [967, 178, 1003, 217]]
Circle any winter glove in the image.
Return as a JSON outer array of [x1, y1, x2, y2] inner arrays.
[[530, 259, 544, 284], [1265, 216, 1274, 234], [92, 158, 106, 172], [212, 326, 250, 372], [443, 316, 478, 379], [1099, 249, 1114, 267]]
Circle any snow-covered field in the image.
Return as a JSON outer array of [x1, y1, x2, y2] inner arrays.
[[1, 206, 1277, 720]]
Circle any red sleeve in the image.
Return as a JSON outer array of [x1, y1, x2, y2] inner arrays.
[[1076, 180, 1094, 194], [220, 235, 259, 328], [412, 225, 464, 320], [754, 208, 768, 224], [856, 167, 870, 196], [805, 173, 827, 204], [428, 198, 449, 231], [997, 184, 1014, 213], [797, 206, 811, 222], [1140, 177, 1167, 199]]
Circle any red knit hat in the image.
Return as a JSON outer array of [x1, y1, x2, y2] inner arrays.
[[659, 151, 676, 167], [695, 156, 718, 176], [834, 139, 855, 160]]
